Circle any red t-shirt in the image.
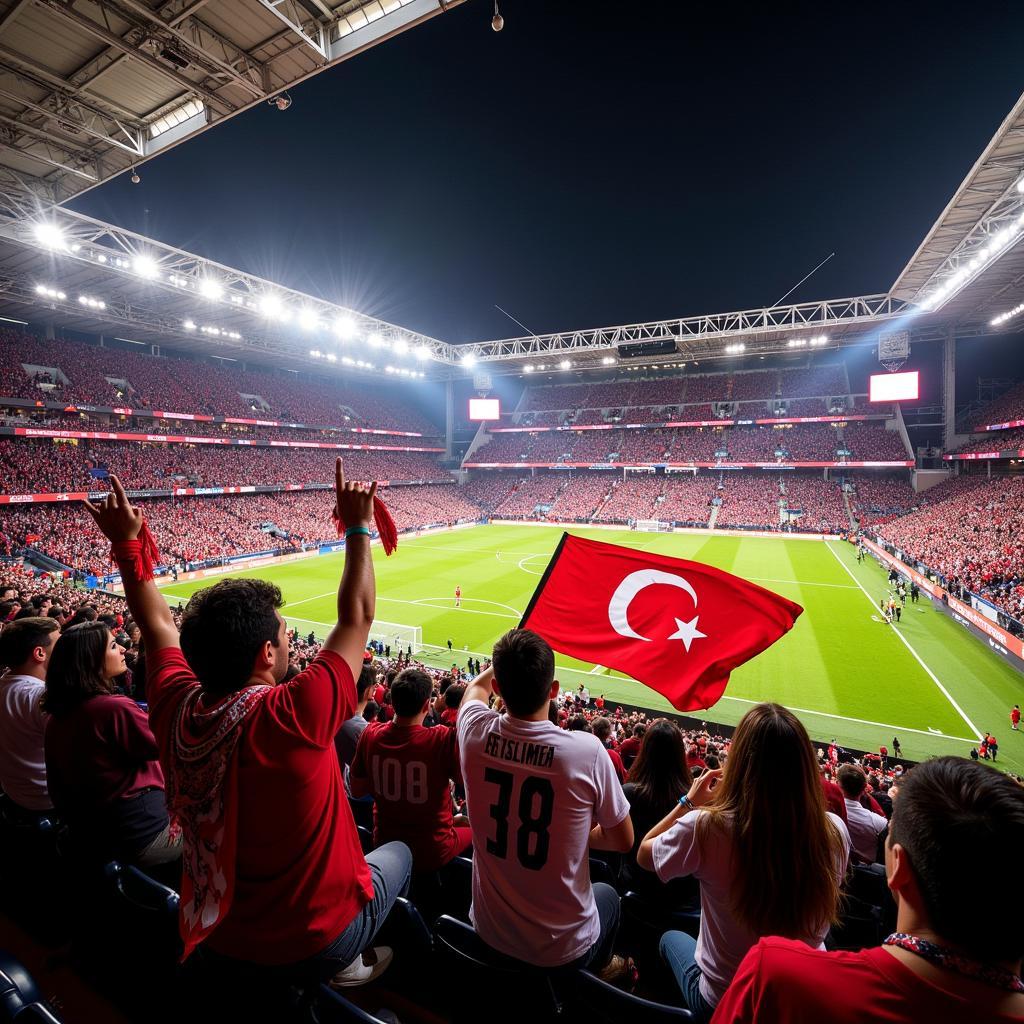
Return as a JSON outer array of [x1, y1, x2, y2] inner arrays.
[[147, 647, 372, 965], [606, 747, 626, 785], [350, 721, 462, 872], [440, 707, 459, 728], [711, 937, 1024, 1024], [1012, 709, 1021, 725], [820, 777, 848, 824]]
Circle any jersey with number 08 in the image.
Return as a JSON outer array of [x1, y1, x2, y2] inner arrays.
[[457, 698, 629, 966]]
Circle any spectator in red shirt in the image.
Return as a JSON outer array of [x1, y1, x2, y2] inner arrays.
[[618, 723, 645, 771], [83, 465, 411, 989], [712, 757, 1024, 1023], [42, 621, 181, 868], [440, 684, 463, 727], [592, 716, 626, 784], [350, 667, 471, 873]]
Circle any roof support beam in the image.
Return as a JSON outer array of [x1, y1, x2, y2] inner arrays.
[[0, 0, 32, 36], [256, 0, 327, 60], [35, 0, 236, 115], [106, 0, 266, 98], [0, 140, 96, 180]]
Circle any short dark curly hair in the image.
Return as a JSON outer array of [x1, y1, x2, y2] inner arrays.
[[180, 578, 283, 697]]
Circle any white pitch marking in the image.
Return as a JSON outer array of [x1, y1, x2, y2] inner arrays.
[[824, 541, 983, 742]]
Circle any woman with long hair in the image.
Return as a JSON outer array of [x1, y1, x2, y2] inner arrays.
[[638, 703, 850, 1022], [43, 622, 180, 868], [619, 719, 698, 907]]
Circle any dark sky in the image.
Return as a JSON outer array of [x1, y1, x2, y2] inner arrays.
[[68, 0, 1024, 346]]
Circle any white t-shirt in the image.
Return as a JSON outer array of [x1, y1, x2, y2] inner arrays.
[[652, 808, 850, 1007], [457, 699, 629, 966], [0, 673, 51, 811], [843, 798, 888, 863]]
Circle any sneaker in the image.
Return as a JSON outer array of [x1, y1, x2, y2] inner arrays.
[[597, 954, 638, 990], [329, 946, 394, 988]]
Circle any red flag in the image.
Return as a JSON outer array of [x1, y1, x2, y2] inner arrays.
[[520, 533, 803, 712]]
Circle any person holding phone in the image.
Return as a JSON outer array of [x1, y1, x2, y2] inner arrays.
[[637, 703, 851, 1023]]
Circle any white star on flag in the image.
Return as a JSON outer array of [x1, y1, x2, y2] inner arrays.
[[668, 615, 706, 652]]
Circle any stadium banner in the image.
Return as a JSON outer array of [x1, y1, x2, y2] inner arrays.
[[464, 460, 913, 469], [977, 418, 1024, 432], [3, 426, 444, 453], [944, 448, 1024, 461], [486, 413, 882, 433], [861, 537, 1024, 664], [0, 395, 430, 438]]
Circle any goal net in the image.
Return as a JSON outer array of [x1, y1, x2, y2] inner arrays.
[[633, 519, 673, 533], [369, 619, 423, 654]]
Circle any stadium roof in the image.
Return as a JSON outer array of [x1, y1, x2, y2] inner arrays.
[[0, 0, 467, 204], [0, 8, 1021, 380]]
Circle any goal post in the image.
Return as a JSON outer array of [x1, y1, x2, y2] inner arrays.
[[633, 519, 673, 533], [369, 619, 423, 654]]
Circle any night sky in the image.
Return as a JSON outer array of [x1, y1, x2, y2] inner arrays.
[[68, 0, 1024, 350]]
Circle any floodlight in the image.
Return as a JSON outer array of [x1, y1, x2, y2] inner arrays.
[[258, 293, 282, 318], [392, 337, 409, 356], [333, 317, 355, 342], [559, 359, 572, 370], [133, 255, 159, 279], [414, 345, 431, 360], [183, 320, 196, 330], [33, 223, 65, 249], [198, 278, 223, 300], [460, 352, 477, 368], [368, 332, 385, 348], [524, 364, 535, 373], [298, 308, 321, 331]]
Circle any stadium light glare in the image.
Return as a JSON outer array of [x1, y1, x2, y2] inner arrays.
[[368, 332, 385, 348], [198, 278, 223, 301], [132, 254, 159, 279], [392, 337, 409, 356], [725, 343, 745, 354], [601, 356, 616, 365], [1017, 175, 1024, 193], [460, 353, 477, 368], [34, 284, 66, 300], [33, 222, 66, 249], [258, 293, 283, 318], [298, 308, 321, 331], [991, 302, 1024, 326], [414, 345, 431, 361], [183, 320, 196, 330], [77, 295, 106, 310], [334, 316, 358, 340], [524, 364, 535, 373], [559, 359, 572, 370]]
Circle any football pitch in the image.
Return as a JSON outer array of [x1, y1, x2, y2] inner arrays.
[[156, 524, 1024, 775]]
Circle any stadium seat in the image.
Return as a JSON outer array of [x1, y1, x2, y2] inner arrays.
[[572, 969, 693, 1022], [356, 825, 374, 855], [0, 951, 63, 1023], [433, 914, 573, 1021], [620, 891, 701, 976]]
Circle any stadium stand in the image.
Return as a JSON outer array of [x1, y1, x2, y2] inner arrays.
[[965, 379, 1024, 428], [948, 426, 1024, 454], [0, 328, 440, 434], [874, 474, 1024, 624]]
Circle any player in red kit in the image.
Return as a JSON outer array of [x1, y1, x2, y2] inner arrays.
[[454, 585, 462, 608], [1011, 705, 1020, 731]]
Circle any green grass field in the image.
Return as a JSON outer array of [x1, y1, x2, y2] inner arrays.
[[156, 524, 1024, 774]]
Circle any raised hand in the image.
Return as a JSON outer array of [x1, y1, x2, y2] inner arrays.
[[83, 475, 144, 542], [332, 457, 378, 532], [685, 767, 724, 808]]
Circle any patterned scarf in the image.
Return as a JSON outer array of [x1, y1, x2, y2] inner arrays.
[[166, 681, 272, 961]]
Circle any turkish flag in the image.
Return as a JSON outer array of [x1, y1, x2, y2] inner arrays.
[[520, 533, 803, 712]]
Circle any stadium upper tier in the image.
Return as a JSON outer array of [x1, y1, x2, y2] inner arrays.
[[518, 365, 850, 412], [0, 439, 447, 496], [966, 380, 1024, 431], [0, 329, 441, 435], [464, 421, 911, 467]]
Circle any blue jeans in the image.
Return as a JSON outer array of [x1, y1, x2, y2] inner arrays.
[[304, 841, 413, 979], [660, 930, 715, 1023], [572, 882, 621, 971]]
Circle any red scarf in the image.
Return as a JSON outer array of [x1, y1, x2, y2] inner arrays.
[[332, 494, 398, 555], [166, 682, 272, 961]]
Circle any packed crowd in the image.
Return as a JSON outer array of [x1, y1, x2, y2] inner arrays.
[[966, 380, 1024, 430], [875, 474, 1024, 623], [850, 473, 919, 526], [471, 422, 907, 466], [949, 426, 1024, 455], [2, 478, 1018, 1024], [0, 329, 440, 433], [0, 438, 447, 493]]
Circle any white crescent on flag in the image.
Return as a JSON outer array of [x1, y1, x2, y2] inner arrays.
[[607, 568, 708, 651]]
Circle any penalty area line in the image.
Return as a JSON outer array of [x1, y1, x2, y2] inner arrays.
[[824, 541, 983, 742]]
